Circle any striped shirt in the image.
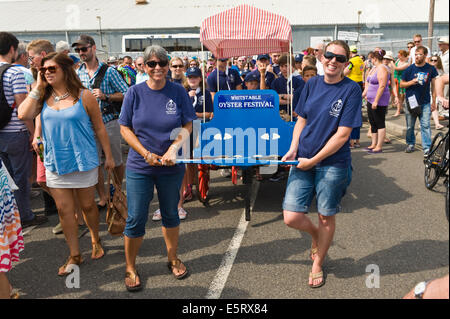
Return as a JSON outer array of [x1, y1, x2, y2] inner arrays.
[[0, 62, 28, 133], [77, 61, 129, 124]]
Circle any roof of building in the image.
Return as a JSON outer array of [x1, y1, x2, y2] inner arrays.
[[1, 0, 449, 33]]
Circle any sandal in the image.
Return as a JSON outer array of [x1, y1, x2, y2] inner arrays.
[[309, 271, 326, 288], [167, 258, 189, 280], [125, 270, 142, 292], [91, 239, 105, 260], [9, 285, 19, 299], [58, 254, 83, 276]]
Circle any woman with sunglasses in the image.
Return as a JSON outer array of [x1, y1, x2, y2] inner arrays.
[[362, 49, 391, 154], [282, 40, 361, 288], [430, 55, 445, 130], [119, 45, 196, 292], [17, 52, 115, 276], [169, 57, 188, 87]]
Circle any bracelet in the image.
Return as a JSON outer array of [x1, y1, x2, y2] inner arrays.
[[144, 150, 151, 160], [29, 89, 41, 100]]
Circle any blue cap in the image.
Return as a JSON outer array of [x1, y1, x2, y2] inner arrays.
[[257, 54, 270, 61], [69, 54, 80, 63], [186, 67, 202, 77], [241, 69, 251, 77], [244, 72, 260, 83], [294, 54, 304, 63]]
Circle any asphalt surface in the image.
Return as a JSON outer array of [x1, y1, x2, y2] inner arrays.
[[9, 113, 449, 300]]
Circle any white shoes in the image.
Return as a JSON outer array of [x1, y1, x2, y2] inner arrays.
[[152, 208, 187, 221]]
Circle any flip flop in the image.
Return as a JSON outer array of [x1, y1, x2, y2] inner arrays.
[[167, 258, 189, 280], [125, 270, 142, 292], [309, 271, 326, 288]]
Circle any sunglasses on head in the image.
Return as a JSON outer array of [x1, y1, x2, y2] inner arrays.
[[39, 66, 58, 74], [74, 46, 91, 53], [323, 51, 347, 63], [146, 60, 168, 68]]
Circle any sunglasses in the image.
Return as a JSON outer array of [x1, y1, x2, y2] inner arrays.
[[171, 64, 184, 68], [414, 40, 421, 43], [74, 46, 91, 53], [407, 46, 414, 48], [136, 63, 143, 66], [431, 59, 438, 62], [323, 51, 347, 63], [146, 60, 168, 68], [39, 66, 58, 74]]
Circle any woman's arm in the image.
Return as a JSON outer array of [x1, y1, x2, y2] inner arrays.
[[82, 90, 115, 170], [161, 121, 193, 166], [297, 126, 353, 170], [17, 71, 47, 120], [282, 116, 306, 162]]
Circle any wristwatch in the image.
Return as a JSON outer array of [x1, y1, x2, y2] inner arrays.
[[414, 281, 429, 299], [105, 94, 110, 102]]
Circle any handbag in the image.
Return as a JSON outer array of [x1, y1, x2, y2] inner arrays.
[[105, 170, 128, 236]]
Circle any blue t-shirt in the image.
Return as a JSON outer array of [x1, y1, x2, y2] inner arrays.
[[295, 76, 362, 168], [401, 63, 438, 105], [119, 81, 197, 175], [207, 68, 243, 92], [247, 69, 276, 89], [292, 79, 306, 111], [189, 88, 213, 115], [271, 75, 305, 95]]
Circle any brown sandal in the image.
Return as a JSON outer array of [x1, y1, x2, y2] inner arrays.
[[167, 258, 189, 280], [310, 247, 318, 261], [91, 239, 105, 260], [125, 270, 142, 292], [58, 254, 83, 276], [309, 271, 326, 288]]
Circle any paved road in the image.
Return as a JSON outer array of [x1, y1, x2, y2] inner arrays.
[[10, 124, 449, 300]]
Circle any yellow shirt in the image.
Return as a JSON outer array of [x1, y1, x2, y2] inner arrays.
[[347, 55, 364, 83]]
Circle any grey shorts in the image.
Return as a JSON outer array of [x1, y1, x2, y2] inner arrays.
[[96, 119, 123, 167]]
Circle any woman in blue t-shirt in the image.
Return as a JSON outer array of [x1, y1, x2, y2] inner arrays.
[[281, 40, 362, 289], [118, 45, 196, 292]]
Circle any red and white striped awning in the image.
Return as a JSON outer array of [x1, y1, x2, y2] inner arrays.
[[200, 4, 292, 59]]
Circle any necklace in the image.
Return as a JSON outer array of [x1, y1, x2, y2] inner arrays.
[[52, 91, 70, 103]]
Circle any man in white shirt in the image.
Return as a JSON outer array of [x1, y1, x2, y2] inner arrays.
[[134, 56, 149, 84], [437, 36, 449, 74], [409, 34, 431, 64], [313, 42, 325, 75]]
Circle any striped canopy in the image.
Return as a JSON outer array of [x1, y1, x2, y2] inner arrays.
[[200, 4, 292, 59]]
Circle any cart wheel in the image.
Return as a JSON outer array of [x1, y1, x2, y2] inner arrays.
[[231, 166, 238, 185], [198, 164, 210, 203]]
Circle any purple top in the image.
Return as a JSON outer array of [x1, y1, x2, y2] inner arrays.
[[366, 65, 391, 106]]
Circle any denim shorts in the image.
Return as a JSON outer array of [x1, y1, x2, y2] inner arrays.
[[124, 169, 184, 238], [282, 165, 352, 216]]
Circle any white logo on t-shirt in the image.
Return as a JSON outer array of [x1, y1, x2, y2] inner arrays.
[[330, 99, 343, 118], [166, 99, 177, 115]]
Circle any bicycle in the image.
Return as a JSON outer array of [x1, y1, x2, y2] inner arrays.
[[424, 122, 448, 190]]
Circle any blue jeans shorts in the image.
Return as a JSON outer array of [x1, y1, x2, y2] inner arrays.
[[282, 165, 352, 216], [124, 169, 184, 238]]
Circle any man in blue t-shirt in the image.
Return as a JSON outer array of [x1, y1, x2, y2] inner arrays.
[[206, 57, 243, 101], [400, 45, 438, 154]]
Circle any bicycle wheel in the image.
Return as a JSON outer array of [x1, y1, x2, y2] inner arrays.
[[424, 132, 445, 190]]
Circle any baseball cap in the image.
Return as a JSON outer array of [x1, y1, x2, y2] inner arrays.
[[186, 67, 202, 77], [107, 56, 117, 63], [244, 72, 260, 83], [438, 36, 449, 44], [71, 34, 96, 47], [350, 45, 358, 53], [257, 54, 270, 61], [241, 69, 251, 77], [294, 54, 304, 63]]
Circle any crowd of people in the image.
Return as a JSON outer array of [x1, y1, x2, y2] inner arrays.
[[0, 29, 448, 298]]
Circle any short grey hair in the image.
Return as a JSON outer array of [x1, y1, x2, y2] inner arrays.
[[143, 45, 168, 63], [55, 40, 70, 53], [17, 42, 28, 58]]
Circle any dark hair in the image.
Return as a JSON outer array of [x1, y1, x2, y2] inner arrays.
[[278, 54, 294, 66], [0, 32, 19, 56], [123, 55, 132, 60], [302, 65, 318, 74], [371, 49, 386, 61], [324, 40, 351, 61], [416, 45, 428, 56], [39, 52, 86, 105]]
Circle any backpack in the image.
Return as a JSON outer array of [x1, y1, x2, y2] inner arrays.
[[0, 64, 14, 129], [93, 64, 123, 116]]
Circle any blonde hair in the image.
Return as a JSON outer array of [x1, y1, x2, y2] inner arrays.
[[27, 39, 54, 54], [170, 57, 188, 87]]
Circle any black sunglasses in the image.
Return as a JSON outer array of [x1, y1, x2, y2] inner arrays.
[[323, 51, 347, 63], [146, 60, 168, 68], [74, 46, 91, 53], [39, 66, 58, 74], [431, 59, 438, 62], [171, 64, 184, 69]]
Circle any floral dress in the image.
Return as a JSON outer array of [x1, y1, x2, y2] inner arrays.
[[0, 160, 24, 272]]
